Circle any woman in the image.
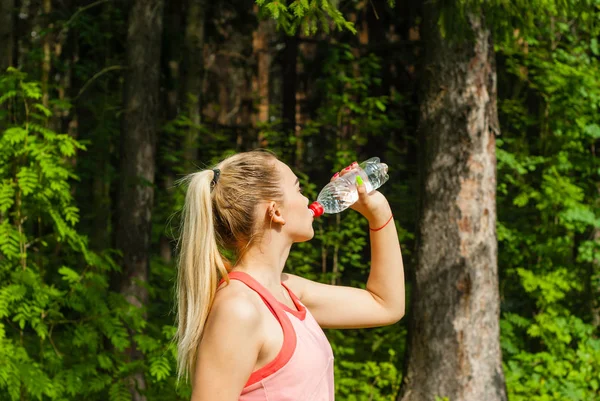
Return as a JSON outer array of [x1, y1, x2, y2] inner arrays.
[[176, 150, 405, 400]]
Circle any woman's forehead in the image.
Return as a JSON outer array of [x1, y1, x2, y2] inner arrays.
[[277, 160, 297, 182]]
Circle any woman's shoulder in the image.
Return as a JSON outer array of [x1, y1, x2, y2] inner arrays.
[[209, 279, 265, 329]]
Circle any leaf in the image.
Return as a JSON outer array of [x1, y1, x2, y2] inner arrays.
[[3, 127, 28, 144], [0, 180, 15, 213], [58, 266, 80, 283], [97, 354, 113, 370], [149, 355, 171, 381], [16, 167, 38, 196], [33, 103, 52, 118], [584, 124, 600, 139], [0, 90, 18, 105], [591, 38, 599, 56], [109, 381, 132, 401], [0, 220, 21, 259]]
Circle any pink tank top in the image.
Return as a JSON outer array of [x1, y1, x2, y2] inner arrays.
[[226, 271, 335, 401]]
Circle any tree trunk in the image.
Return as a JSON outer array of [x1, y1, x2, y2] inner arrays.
[[398, 7, 507, 401], [282, 33, 297, 134], [181, 0, 205, 170], [41, 0, 52, 107], [252, 9, 273, 146], [158, 0, 183, 264], [0, 0, 15, 71], [116, 0, 164, 399], [295, 39, 312, 168], [591, 228, 600, 328]]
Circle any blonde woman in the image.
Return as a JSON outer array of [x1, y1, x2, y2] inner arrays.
[[176, 150, 405, 400]]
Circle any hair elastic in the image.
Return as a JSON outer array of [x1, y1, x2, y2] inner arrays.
[[369, 214, 394, 232], [211, 168, 221, 186]]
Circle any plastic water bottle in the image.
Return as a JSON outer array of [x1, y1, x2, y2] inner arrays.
[[309, 157, 389, 217]]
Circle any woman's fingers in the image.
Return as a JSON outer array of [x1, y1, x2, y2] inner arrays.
[[330, 161, 358, 182]]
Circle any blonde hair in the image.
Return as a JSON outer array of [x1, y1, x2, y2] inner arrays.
[[175, 150, 283, 382]]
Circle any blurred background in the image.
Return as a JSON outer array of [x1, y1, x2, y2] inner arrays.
[[0, 0, 598, 400]]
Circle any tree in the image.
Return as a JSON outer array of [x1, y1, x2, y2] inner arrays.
[[181, 0, 206, 170], [253, 6, 274, 145], [0, 0, 15, 71], [398, 4, 507, 401], [114, 0, 165, 399]]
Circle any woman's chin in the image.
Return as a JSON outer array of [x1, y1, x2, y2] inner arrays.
[[293, 228, 315, 243]]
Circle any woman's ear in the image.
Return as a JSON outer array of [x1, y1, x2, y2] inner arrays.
[[267, 201, 286, 226]]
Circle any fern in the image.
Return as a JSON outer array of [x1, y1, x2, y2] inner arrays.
[[149, 355, 171, 382], [19, 80, 42, 99], [3, 127, 28, 144], [0, 220, 21, 259], [0, 179, 15, 213], [109, 381, 132, 401], [0, 90, 18, 105], [0, 69, 166, 401]]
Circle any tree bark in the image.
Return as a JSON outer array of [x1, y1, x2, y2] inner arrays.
[[252, 9, 273, 146], [116, 0, 164, 399], [592, 228, 600, 328], [282, 33, 297, 134], [0, 0, 15, 71], [398, 7, 507, 401], [158, 0, 184, 264], [41, 0, 52, 107], [180, 0, 205, 170]]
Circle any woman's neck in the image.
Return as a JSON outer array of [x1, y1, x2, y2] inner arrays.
[[232, 238, 292, 287]]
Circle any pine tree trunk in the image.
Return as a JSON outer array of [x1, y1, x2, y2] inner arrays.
[[181, 0, 205, 170], [252, 9, 273, 145], [295, 39, 312, 168], [282, 33, 297, 133], [398, 7, 507, 401], [116, 0, 165, 399], [158, 0, 183, 264], [41, 0, 52, 107], [0, 0, 15, 70]]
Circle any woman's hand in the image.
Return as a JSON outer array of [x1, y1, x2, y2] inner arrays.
[[331, 161, 392, 227]]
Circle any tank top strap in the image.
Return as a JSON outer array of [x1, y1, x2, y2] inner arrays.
[[222, 272, 281, 320], [222, 271, 298, 387], [226, 272, 284, 313]]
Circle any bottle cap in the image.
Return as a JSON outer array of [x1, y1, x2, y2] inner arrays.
[[308, 202, 324, 218]]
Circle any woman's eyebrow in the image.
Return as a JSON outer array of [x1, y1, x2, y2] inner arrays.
[[295, 177, 299, 185]]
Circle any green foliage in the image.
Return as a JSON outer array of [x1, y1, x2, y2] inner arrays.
[[496, 5, 600, 400], [0, 69, 184, 401], [255, 0, 396, 35], [256, 0, 357, 35]]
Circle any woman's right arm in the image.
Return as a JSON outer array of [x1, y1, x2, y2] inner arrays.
[[191, 293, 263, 401]]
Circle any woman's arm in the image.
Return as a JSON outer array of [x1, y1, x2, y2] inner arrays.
[[284, 166, 405, 329], [191, 291, 263, 400]]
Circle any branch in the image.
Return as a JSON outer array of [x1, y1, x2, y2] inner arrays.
[[75, 65, 125, 100]]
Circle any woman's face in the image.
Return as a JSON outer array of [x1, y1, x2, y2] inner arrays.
[[275, 160, 314, 242]]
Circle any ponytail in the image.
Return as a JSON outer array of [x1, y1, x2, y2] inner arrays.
[[175, 169, 228, 382], [174, 150, 283, 383]]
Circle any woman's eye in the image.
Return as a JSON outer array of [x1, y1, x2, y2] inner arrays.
[[298, 187, 303, 193]]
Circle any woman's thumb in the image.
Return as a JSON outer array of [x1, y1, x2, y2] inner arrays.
[[356, 176, 367, 194]]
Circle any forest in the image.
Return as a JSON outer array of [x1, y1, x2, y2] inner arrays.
[[0, 0, 599, 400]]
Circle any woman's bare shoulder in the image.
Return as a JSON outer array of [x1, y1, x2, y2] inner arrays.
[[208, 279, 264, 329]]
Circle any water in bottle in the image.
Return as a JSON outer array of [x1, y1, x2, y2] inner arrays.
[[309, 157, 389, 217]]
